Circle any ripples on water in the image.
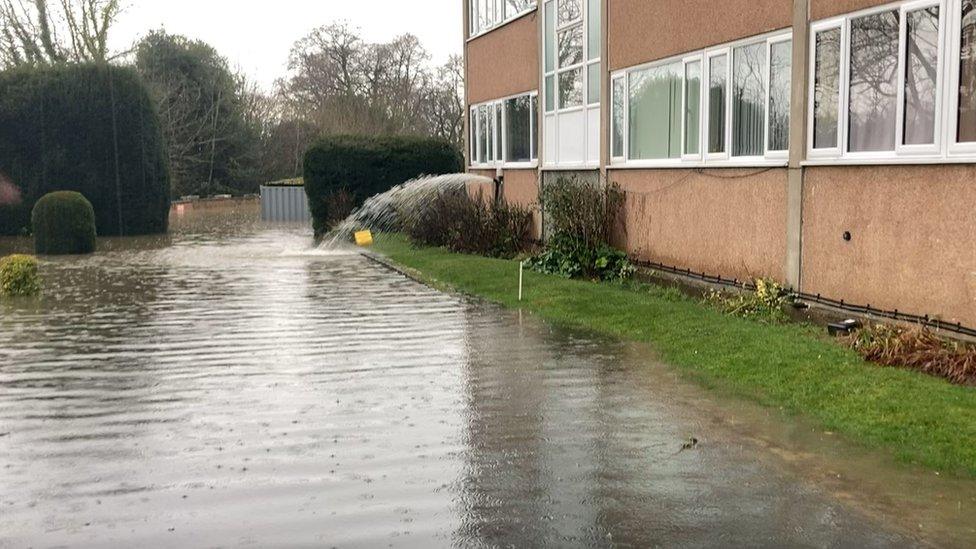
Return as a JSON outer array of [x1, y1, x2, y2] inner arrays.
[[0, 207, 938, 547]]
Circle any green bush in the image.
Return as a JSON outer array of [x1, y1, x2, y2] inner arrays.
[[404, 190, 533, 258], [303, 134, 462, 235], [0, 64, 170, 236], [32, 191, 97, 255], [705, 279, 793, 323], [0, 254, 40, 297], [527, 177, 633, 281]]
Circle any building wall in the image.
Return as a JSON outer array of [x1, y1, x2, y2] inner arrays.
[[466, 12, 540, 105], [802, 165, 976, 327], [502, 170, 543, 240], [607, 0, 792, 71], [610, 169, 789, 282]]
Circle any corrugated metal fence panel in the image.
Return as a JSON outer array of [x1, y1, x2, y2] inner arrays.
[[260, 186, 312, 223]]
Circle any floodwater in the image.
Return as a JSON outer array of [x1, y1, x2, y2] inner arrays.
[[1, 204, 974, 548]]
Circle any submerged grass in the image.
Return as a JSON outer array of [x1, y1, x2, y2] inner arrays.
[[373, 234, 976, 477]]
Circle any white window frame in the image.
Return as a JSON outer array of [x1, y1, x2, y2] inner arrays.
[[681, 55, 705, 162], [542, 0, 602, 169], [611, 75, 626, 162], [610, 30, 792, 169], [469, 0, 539, 40], [946, 0, 976, 156], [470, 91, 540, 169], [805, 0, 968, 165]]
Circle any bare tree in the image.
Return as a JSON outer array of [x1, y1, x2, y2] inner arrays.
[[0, 0, 123, 67]]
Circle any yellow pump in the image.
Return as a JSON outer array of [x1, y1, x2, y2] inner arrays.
[[354, 230, 374, 247]]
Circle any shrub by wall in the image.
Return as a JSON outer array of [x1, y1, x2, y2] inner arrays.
[[32, 191, 97, 255], [403, 190, 533, 259], [0, 64, 171, 236], [0, 254, 40, 297], [303, 135, 462, 234]]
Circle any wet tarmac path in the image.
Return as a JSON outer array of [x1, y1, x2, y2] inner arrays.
[[0, 207, 971, 547]]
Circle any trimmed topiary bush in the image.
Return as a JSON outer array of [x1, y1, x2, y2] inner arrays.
[[303, 134, 462, 235], [32, 191, 97, 255], [0, 254, 40, 297], [0, 64, 170, 236]]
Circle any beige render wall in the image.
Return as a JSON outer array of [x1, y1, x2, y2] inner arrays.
[[609, 169, 789, 282], [607, 0, 792, 71], [802, 165, 976, 327], [466, 13, 540, 105]]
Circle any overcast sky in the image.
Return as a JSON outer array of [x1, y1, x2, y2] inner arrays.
[[111, 0, 463, 91]]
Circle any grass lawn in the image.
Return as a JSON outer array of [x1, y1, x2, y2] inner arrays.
[[373, 234, 976, 478]]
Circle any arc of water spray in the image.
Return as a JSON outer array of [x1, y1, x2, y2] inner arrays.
[[322, 173, 494, 248]]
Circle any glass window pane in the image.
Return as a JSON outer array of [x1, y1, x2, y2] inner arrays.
[[769, 40, 792, 151], [505, 96, 532, 163], [505, 0, 534, 17], [478, 106, 489, 162], [587, 0, 600, 60], [708, 55, 727, 154], [558, 25, 584, 68], [732, 43, 767, 157], [496, 104, 503, 162], [558, 0, 581, 26], [559, 68, 583, 108], [471, 0, 480, 34], [959, 0, 976, 141], [545, 75, 555, 111], [587, 62, 601, 104], [905, 7, 939, 145], [612, 77, 624, 157], [814, 28, 841, 149], [629, 62, 682, 160], [684, 61, 701, 155], [544, 1, 555, 72], [848, 10, 899, 152], [471, 109, 479, 163], [530, 95, 538, 160], [480, 0, 491, 30]]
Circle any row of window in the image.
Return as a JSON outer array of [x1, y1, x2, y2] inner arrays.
[[470, 0, 537, 37], [471, 0, 976, 167], [470, 93, 540, 167], [611, 33, 792, 166], [810, 0, 976, 161]]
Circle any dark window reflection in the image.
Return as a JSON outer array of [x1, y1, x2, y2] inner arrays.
[[848, 10, 900, 152]]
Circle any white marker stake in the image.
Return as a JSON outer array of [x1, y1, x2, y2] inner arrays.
[[519, 261, 524, 302]]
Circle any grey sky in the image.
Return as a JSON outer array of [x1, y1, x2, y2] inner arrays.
[[112, 0, 463, 91]]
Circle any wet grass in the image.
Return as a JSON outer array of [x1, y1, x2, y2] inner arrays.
[[373, 234, 976, 478]]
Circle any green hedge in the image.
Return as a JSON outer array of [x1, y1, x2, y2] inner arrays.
[[32, 191, 97, 255], [0, 254, 40, 297], [0, 64, 170, 236], [303, 135, 462, 234]]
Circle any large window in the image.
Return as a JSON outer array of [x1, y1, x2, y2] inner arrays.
[[806, 0, 976, 162], [611, 31, 791, 167], [470, 0, 537, 37], [470, 92, 539, 167], [543, 0, 601, 167]]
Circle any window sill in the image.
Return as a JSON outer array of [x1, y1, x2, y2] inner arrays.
[[470, 162, 539, 170], [467, 8, 537, 42], [801, 156, 976, 167], [608, 159, 789, 170]]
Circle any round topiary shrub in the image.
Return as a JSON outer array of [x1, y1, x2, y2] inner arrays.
[[0, 254, 40, 297], [32, 191, 97, 255]]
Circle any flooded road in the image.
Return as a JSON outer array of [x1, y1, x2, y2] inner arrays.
[[1, 206, 973, 548]]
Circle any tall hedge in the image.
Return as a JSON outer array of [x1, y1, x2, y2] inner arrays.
[[0, 64, 171, 236], [303, 135, 462, 234]]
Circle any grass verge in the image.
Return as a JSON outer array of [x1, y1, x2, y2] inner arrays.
[[373, 234, 976, 477]]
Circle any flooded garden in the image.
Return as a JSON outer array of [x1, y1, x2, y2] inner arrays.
[[0, 203, 973, 547]]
